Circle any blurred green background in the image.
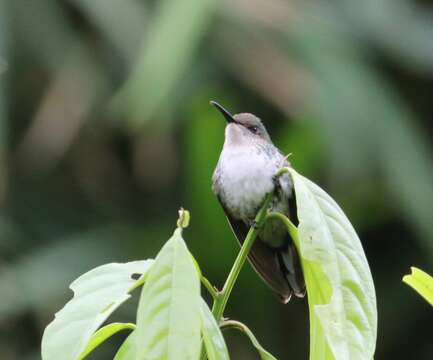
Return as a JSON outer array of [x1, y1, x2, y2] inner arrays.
[[0, 0, 432, 359]]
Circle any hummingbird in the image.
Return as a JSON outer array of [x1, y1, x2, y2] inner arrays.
[[211, 101, 306, 303]]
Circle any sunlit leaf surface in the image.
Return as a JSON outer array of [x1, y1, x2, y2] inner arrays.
[[403, 267, 433, 306], [41, 260, 153, 360], [135, 228, 201, 360], [289, 168, 377, 360]]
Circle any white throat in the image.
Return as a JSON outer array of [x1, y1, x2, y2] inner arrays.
[[224, 123, 250, 147], [215, 144, 277, 219]]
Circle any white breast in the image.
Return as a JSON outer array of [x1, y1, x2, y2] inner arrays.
[[214, 146, 278, 220]]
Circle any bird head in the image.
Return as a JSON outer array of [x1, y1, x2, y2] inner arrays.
[[210, 101, 271, 145]]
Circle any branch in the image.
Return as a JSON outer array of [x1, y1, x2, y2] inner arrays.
[[220, 320, 277, 360], [201, 275, 219, 300], [210, 191, 273, 322], [200, 167, 292, 360], [200, 192, 274, 360], [266, 211, 299, 247]]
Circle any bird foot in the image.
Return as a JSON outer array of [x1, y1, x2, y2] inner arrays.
[[251, 220, 260, 230], [272, 174, 280, 189]]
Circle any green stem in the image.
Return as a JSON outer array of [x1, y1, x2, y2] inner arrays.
[[200, 168, 294, 360], [200, 192, 273, 360], [220, 320, 277, 360], [211, 192, 273, 322], [201, 275, 218, 300], [220, 319, 250, 332], [266, 211, 299, 247], [274, 165, 291, 178]]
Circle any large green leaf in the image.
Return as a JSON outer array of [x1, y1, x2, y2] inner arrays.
[[403, 267, 433, 306], [288, 168, 377, 360], [200, 299, 230, 360], [41, 260, 153, 360], [78, 322, 135, 360], [134, 228, 201, 360]]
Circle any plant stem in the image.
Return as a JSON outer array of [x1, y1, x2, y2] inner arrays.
[[208, 169, 292, 323], [220, 319, 250, 332], [219, 320, 278, 360], [201, 275, 218, 300], [266, 211, 299, 247], [211, 192, 273, 322], [200, 192, 273, 360], [274, 165, 291, 178], [201, 169, 294, 360]]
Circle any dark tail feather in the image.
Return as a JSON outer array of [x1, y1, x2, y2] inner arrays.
[[278, 242, 306, 298]]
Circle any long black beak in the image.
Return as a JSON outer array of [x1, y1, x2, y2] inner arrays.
[[210, 101, 235, 123]]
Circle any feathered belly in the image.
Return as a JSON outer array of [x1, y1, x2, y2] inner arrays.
[[214, 150, 277, 220]]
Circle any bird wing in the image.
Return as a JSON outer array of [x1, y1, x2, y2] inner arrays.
[[217, 195, 293, 303], [274, 159, 307, 298], [284, 179, 307, 298]]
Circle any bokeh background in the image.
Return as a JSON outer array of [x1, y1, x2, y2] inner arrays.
[[0, 0, 432, 359]]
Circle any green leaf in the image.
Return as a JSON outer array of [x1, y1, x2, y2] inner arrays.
[[114, 331, 137, 360], [112, 0, 216, 126], [73, 0, 145, 61], [288, 168, 377, 360], [200, 299, 230, 360], [78, 322, 135, 360], [134, 228, 201, 360], [222, 320, 277, 360], [41, 260, 154, 360], [403, 267, 433, 306]]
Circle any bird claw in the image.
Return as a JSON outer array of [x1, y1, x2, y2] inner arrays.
[[272, 174, 280, 188], [251, 220, 259, 230]]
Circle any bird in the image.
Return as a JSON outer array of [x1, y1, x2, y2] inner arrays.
[[211, 101, 305, 303]]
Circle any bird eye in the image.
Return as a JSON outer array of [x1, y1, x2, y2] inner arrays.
[[248, 126, 259, 134]]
